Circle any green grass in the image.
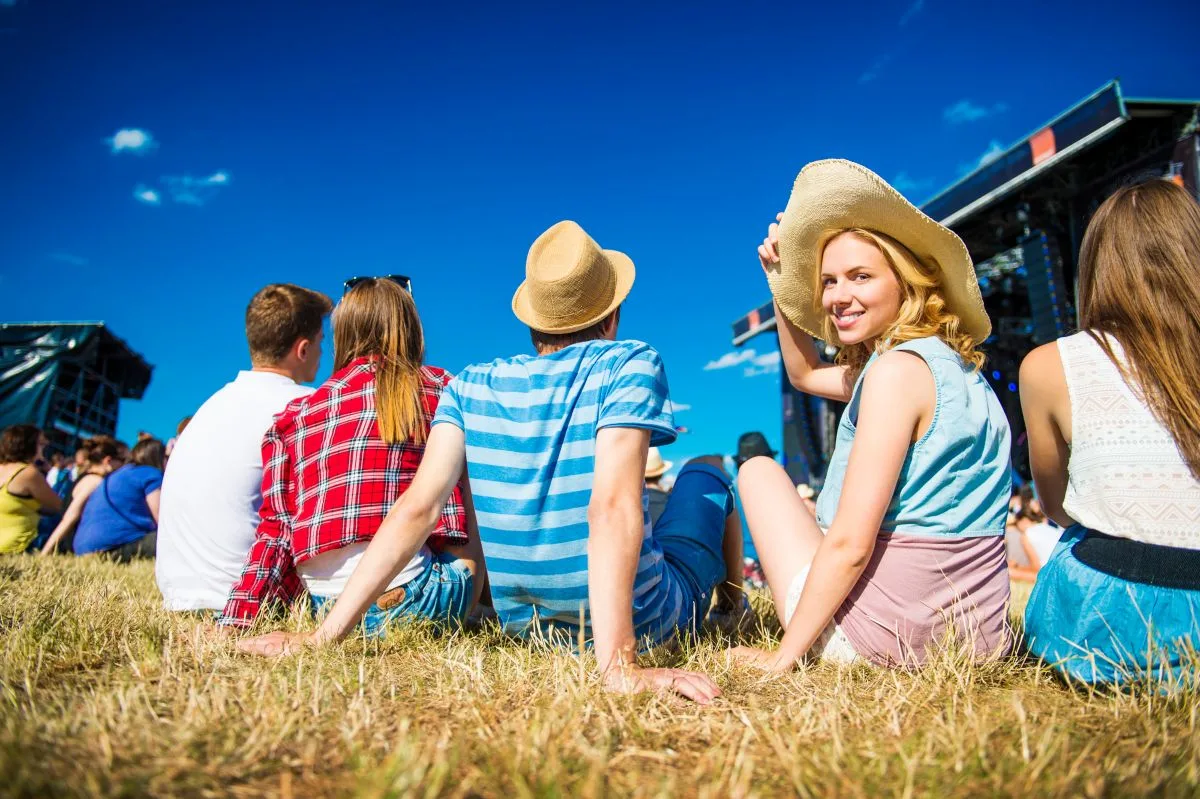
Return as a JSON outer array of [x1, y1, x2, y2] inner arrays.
[[1, 556, 1198, 797]]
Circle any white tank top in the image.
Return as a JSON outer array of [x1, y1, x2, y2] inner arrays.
[[1058, 331, 1200, 549]]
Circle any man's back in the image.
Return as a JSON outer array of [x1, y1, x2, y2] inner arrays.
[[156, 371, 312, 610], [433, 339, 679, 641]]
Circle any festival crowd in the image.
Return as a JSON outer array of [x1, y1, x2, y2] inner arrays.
[[2, 160, 1198, 701]]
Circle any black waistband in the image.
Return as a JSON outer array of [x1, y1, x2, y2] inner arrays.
[[1072, 530, 1200, 591]]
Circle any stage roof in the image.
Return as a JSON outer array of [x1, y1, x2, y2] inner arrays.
[[0, 322, 154, 399]]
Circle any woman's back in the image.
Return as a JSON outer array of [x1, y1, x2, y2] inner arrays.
[[1059, 330, 1200, 550], [74, 465, 163, 555], [0, 463, 39, 553]]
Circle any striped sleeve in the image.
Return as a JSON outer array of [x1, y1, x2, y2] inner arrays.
[[596, 343, 677, 447], [431, 375, 464, 430]]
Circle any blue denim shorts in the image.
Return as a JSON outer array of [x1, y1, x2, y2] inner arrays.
[[310, 551, 475, 638], [646, 461, 735, 633]]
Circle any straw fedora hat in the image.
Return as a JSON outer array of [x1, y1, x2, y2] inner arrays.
[[770, 159, 991, 343], [645, 447, 672, 479], [512, 220, 636, 334]]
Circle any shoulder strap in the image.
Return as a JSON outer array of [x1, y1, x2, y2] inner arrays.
[[3, 464, 29, 492]]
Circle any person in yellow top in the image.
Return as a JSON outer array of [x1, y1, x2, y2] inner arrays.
[[0, 425, 63, 554]]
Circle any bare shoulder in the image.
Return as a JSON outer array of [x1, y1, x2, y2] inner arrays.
[[861, 349, 935, 410], [1019, 342, 1067, 397]]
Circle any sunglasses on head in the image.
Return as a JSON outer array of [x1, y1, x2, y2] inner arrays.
[[343, 274, 414, 296]]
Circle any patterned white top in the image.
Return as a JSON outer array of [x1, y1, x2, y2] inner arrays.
[[1058, 330, 1200, 549]]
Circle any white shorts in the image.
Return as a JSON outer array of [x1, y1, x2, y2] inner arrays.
[[784, 565, 863, 665]]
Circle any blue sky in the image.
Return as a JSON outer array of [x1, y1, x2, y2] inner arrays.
[[2, 0, 1199, 474]]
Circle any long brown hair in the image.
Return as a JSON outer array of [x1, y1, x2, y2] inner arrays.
[[814, 228, 986, 376], [1077, 178, 1200, 480], [333, 278, 429, 444]]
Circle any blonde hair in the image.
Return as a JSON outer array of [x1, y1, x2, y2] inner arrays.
[[1077, 178, 1200, 481], [332, 279, 429, 445], [813, 228, 986, 376]]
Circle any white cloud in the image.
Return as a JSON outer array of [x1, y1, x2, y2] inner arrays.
[[47, 251, 88, 267], [666, 400, 691, 413], [133, 184, 161, 205], [160, 171, 232, 206], [978, 139, 1006, 166], [744, 350, 782, 377], [944, 100, 1009, 125], [108, 128, 157, 155], [899, 0, 924, 25], [892, 172, 933, 197], [858, 53, 892, 84], [704, 349, 758, 371]]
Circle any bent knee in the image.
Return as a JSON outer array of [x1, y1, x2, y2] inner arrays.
[[686, 454, 727, 473], [735, 455, 783, 486]]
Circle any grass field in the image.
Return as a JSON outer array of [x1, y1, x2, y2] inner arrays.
[[2, 556, 1198, 798]]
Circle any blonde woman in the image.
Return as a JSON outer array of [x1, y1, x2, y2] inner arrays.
[[218, 277, 485, 635], [1020, 179, 1200, 684], [729, 160, 1012, 671]]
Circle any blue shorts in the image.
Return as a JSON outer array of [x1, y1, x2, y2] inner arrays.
[[1024, 524, 1200, 685], [310, 551, 474, 638], [643, 462, 735, 639]]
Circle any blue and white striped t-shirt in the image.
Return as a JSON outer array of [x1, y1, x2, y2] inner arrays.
[[432, 339, 684, 645]]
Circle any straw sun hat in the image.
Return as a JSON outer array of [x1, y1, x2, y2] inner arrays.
[[512, 220, 635, 334], [644, 447, 672, 479], [769, 159, 991, 343]]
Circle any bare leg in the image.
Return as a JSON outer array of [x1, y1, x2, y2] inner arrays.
[[736, 456, 825, 626], [717, 510, 744, 608]]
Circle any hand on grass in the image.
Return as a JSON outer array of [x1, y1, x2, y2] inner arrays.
[[603, 666, 722, 705], [726, 645, 793, 674], [235, 631, 313, 657]]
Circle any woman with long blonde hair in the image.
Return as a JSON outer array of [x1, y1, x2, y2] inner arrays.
[[728, 160, 1012, 671], [1020, 178, 1200, 684], [217, 277, 485, 635]]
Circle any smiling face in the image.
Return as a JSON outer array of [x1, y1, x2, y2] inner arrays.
[[819, 231, 904, 348]]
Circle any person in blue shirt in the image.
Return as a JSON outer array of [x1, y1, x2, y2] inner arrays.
[[238, 221, 744, 704], [73, 437, 164, 561]]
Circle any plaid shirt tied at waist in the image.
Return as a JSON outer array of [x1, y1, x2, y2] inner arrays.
[[219, 358, 467, 627]]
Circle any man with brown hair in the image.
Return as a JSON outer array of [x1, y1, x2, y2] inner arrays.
[[156, 283, 332, 612]]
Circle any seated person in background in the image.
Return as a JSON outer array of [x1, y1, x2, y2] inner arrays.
[[73, 438, 165, 561], [1006, 504, 1061, 583], [0, 425, 63, 554], [644, 447, 672, 526], [218, 277, 484, 634], [155, 283, 331, 611], [238, 221, 744, 705], [40, 436, 122, 555], [1020, 178, 1200, 685], [733, 431, 776, 472]]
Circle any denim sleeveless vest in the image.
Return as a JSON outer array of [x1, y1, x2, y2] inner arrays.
[[815, 336, 1012, 538]]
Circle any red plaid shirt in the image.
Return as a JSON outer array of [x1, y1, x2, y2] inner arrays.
[[219, 358, 467, 627]]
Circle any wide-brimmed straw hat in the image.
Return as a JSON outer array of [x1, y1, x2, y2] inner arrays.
[[644, 447, 672, 479], [513, 220, 636, 334], [769, 159, 991, 343]]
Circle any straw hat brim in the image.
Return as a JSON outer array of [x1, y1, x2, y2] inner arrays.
[[769, 159, 991, 344], [512, 249, 636, 334], [645, 459, 672, 479]]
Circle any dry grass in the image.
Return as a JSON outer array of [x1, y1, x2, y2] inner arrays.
[[1, 556, 1198, 798]]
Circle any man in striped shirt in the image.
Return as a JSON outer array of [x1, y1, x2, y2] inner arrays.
[[239, 221, 743, 703]]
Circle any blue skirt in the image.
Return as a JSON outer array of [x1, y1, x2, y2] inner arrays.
[[1024, 524, 1200, 685]]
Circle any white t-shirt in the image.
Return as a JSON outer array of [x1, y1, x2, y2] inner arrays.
[[297, 541, 431, 598], [1026, 522, 1063, 569], [155, 371, 312, 611]]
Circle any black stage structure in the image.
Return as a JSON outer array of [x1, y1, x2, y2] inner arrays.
[[730, 80, 1200, 486], [0, 323, 153, 451]]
